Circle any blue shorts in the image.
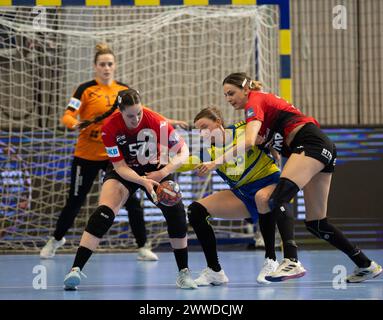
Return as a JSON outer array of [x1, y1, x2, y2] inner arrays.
[[230, 171, 280, 223]]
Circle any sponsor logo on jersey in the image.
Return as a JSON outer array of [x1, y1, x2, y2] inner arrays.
[[246, 107, 255, 118], [271, 133, 284, 152], [321, 148, 333, 161], [247, 149, 254, 157], [105, 146, 120, 158], [67, 97, 81, 110], [116, 134, 127, 145]]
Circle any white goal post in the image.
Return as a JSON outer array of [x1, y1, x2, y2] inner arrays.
[[0, 5, 279, 252]]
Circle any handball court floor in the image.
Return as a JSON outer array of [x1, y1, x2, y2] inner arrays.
[[0, 250, 382, 300]]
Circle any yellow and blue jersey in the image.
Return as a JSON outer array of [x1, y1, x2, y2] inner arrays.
[[179, 121, 279, 189], [178, 121, 280, 221]]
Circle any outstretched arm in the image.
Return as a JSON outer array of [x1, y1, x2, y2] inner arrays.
[[197, 120, 262, 175], [146, 143, 190, 182], [176, 155, 203, 172], [167, 119, 189, 130]]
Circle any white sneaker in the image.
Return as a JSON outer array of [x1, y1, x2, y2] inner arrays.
[[40, 236, 66, 258], [257, 258, 279, 284], [265, 258, 306, 282], [176, 268, 198, 289], [254, 230, 265, 248], [254, 229, 282, 249], [137, 245, 159, 261], [275, 230, 283, 249], [195, 267, 229, 286], [346, 261, 382, 283], [63, 267, 87, 291]]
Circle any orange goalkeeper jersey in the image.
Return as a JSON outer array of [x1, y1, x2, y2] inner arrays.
[[62, 79, 128, 161]]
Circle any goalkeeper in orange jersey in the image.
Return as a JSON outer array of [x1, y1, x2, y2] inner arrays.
[[40, 43, 187, 261]]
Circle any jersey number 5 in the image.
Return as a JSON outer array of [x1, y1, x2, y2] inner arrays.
[[128, 142, 147, 156]]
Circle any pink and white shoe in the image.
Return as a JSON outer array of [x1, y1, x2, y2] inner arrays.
[[265, 258, 306, 282]]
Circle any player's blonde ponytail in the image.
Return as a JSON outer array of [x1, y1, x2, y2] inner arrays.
[[248, 80, 262, 91], [94, 42, 115, 64]]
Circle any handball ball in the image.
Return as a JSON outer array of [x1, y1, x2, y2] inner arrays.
[[156, 180, 182, 206]]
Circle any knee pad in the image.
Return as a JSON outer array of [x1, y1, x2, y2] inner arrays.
[[268, 177, 300, 213], [161, 201, 187, 238], [187, 201, 210, 229], [305, 218, 334, 241], [85, 205, 115, 238]]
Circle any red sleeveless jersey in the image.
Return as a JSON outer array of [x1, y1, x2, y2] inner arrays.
[[101, 108, 184, 171], [244, 91, 319, 144]]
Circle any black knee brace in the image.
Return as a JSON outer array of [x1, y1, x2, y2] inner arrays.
[[85, 205, 115, 238], [305, 218, 335, 241], [268, 177, 300, 214], [304, 218, 362, 259], [187, 201, 221, 271], [160, 201, 187, 238], [187, 201, 210, 229]]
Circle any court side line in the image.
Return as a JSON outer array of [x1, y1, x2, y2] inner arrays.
[[0, 281, 372, 290]]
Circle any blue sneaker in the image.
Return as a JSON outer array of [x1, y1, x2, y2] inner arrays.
[[63, 267, 87, 290]]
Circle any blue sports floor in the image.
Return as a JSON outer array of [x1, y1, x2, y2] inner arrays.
[[0, 250, 382, 300]]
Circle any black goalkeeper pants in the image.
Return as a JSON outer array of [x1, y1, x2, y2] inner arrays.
[[53, 156, 147, 247]]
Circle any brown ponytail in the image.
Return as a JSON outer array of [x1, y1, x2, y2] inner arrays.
[[194, 106, 225, 127], [78, 88, 141, 129], [77, 99, 119, 130]]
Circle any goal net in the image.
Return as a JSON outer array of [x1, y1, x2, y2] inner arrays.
[[0, 5, 279, 252]]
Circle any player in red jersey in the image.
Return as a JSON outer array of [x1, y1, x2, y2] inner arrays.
[[40, 43, 160, 261], [198, 72, 381, 283], [63, 88, 197, 290]]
